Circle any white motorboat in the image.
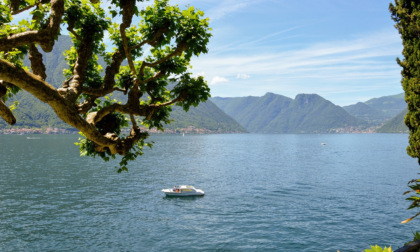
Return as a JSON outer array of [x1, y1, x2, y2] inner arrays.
[[162, 185, 205, 196]]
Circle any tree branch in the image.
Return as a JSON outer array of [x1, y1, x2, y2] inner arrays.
[[82, 87, 125, 97], [10, 0, 50, 15], [59, 28, 95, 101], [101, 50, 125, 91], [128, 40, 149, 52], [119, 0, 136, 76], [0, 0, 212, 161], [0, 100, 16, 125], [11, 4, 37, 15], [0, 58, 101, 137], [66, 37, 95, 100], [144, 70, 167, 103], [0, 82, 15, 125], [139, 70, 166, 86], [0, 58, 142, 155], [67, 28, 83, 42], [138, 41, 188, 79], [149, 93, 186, 108], [130, 114, 137, 128], [0, 0, 64, 52], [80, 50, 125, 96], [28, 44, 47, 80], [77, 96, 97, 114], [86, 103, 121, 125]]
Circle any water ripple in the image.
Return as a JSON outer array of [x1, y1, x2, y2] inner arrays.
[[0, 134, 418, 251]]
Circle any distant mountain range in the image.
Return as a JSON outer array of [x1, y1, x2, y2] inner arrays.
[[212, 92, 408, 134], [364, 93, 406, 118], [342, 93, 406, 125], [0, 35, 410, 134], [342, 102, 389, 125], [343, 93, 408, 133], [212, 93, 365, 133]]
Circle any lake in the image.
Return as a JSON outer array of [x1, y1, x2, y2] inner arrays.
[[0, 133, 419, 251]]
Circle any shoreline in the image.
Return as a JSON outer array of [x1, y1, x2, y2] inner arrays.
[[0, 126, 247, 135], [0, 125, 408, 135]]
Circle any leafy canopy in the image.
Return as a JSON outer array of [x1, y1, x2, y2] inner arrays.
[[0, 0, 211, 172]]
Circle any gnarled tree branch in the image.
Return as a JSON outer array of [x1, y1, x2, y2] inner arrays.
[[0, 82, 15, 125], [120, 0, 136, 76], [0, 100, 16, 125], [81, 50, 125, 96], [138, 41, 188, 80], [0, 0, 64, 52], [0, 0, 212, 168], [28, 44, 47, 80], [0, 58, 140, 155]]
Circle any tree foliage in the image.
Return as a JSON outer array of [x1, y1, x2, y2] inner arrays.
[[0, 0, 211, 171], [390, 0, 420, 222]]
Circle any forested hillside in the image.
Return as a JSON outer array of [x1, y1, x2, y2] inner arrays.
[[364, 93, 405, 118], [376, 109, 408, 133], [212, 93, 292, 132], [166, 101, 247, 133], [343, 102, 389, 125], [343, 93, 405, 125], [0, 36, 246, 133], [212, 93, 365, 133]]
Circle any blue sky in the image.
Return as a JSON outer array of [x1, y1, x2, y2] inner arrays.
[[14, 0, 403, 106], [150, 0, 403, 106]]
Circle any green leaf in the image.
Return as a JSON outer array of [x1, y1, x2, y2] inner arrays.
[[364, 245, 393, 252]]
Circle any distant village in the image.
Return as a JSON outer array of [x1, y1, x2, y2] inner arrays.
[[0, 127, 78, 135], [0, 125, 383, 135], [330, 126, 379, 134], [0, 126, 229, 135]]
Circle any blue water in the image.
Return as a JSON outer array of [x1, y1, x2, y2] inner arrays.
[[0, 133, 419, 251]]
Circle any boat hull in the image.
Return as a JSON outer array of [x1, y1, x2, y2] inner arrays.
[[162, 189, 205, 197]]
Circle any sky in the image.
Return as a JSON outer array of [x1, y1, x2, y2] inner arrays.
[[141, 0, 403, 106], [14, 0, 404, 106]]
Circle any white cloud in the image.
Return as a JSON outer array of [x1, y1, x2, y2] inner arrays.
[[189, 28, 403, 103], [193, 29, 401, 82], [236, 74, 250, 79], [210, 76, 229, 85]]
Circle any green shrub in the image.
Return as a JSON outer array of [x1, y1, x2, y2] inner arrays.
[[363, 245, 392, 252]]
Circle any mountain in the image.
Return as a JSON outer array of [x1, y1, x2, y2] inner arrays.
[[343, 93, 407, 132], [376, 109, 408, 133], [263, 94, 366, 133], [212, 93, 366, 133], [0, 36, 245, 133], [165, 101, 247, 133], [343, 102, 389, 125], [364, 93, 406, 119], [212, 93, 292, 132]]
